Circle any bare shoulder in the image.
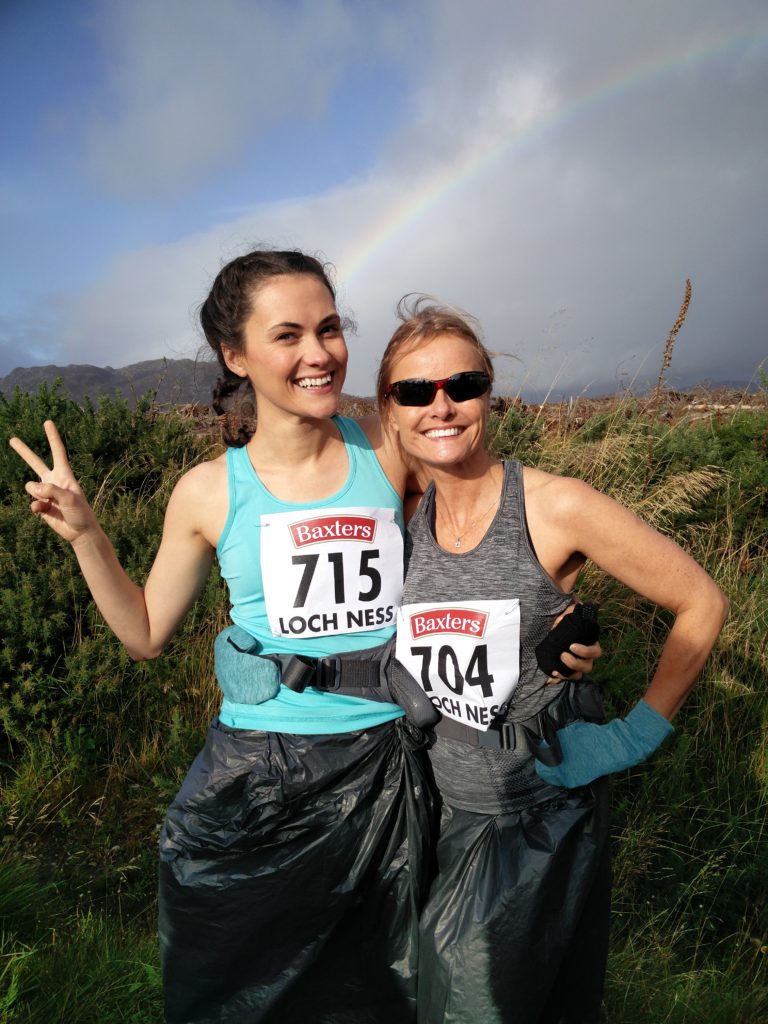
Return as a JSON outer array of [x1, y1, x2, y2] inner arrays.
[[357, 414, 384, 451], [171, 452, 227, 500], [357, 414, 408, 497], [165, 452, 229, 543], [522, 465, 596, 516]]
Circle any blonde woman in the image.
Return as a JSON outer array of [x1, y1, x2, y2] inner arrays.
[[377, 299, 728, 1024]]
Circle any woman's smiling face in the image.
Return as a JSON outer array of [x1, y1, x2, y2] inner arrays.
[[385, 332, 492, 473], [222, 273, 348, 423]]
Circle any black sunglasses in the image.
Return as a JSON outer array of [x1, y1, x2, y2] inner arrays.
[[384, 371, 491, 407]]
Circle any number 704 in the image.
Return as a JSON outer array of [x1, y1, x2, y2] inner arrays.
[[410, 645, 495, 698]]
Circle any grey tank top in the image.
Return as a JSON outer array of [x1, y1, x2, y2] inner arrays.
[[401, 460, 574, 813]]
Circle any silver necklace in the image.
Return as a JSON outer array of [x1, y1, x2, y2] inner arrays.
[[436, 494, 499, 549]]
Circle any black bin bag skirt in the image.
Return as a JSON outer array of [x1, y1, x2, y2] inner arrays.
[[159, 716, 435, 1024], [417, 780, 611, 1024]]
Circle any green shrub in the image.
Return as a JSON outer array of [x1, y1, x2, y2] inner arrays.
[[1, 385, 225, 750]]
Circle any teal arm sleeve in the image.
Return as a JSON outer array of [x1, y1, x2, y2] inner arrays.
[[534, 699, 675, 788]]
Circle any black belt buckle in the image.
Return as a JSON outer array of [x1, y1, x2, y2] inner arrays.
[[478, 721, 516, 750], [279, 655, 318, 692], [498, 722, 516, 750], [315, 657, 342, 690]]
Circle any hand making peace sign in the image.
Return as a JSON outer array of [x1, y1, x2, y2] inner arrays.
[[9, 420, 98, 545]]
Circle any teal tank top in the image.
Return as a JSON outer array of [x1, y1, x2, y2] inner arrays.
[[216, 416, 405, 733]]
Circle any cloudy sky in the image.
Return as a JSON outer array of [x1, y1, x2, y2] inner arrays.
[[1, 0, 766, 399]]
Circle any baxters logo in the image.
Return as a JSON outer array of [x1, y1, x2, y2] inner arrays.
[[409, 608, 489, 639], [289, 515, 377, 547]]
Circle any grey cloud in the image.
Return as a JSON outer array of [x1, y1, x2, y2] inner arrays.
[[18, 1, 766, 403], [339, 1, 768, 398], [83, 0, 413, 198], [36, 183, 405, 371]]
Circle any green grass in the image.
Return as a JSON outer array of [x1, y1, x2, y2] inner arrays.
[[1, 383, 766, 1020], [0, 904, 163, 1023]]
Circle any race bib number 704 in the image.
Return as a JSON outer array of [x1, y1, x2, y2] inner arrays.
[[396, 600, 521, 731], [260, 506, 403, 639]]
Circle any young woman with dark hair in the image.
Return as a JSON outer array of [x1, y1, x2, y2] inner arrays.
[[9, 250, 435, 1024]]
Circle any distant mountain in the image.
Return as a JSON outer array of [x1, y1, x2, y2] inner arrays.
[[1, 358, 761, 409], [0, 358, 221, 406]]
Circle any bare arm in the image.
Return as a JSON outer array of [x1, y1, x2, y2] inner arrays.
[[10, 421, 217, 660], [544, 477, 729, 719]]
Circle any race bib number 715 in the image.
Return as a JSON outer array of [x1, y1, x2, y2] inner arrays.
[[261, 506, 403, 639], [396, 600, 521, 731]]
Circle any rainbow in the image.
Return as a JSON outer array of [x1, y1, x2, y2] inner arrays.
[[338, 25, 766, 285]]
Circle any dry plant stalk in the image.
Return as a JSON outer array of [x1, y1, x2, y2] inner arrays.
[[655, 278, 692, 398]]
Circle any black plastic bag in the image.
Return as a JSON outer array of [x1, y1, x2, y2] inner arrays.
[[159, 717, 434, 1024], [417, 780, 611, 1024]]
